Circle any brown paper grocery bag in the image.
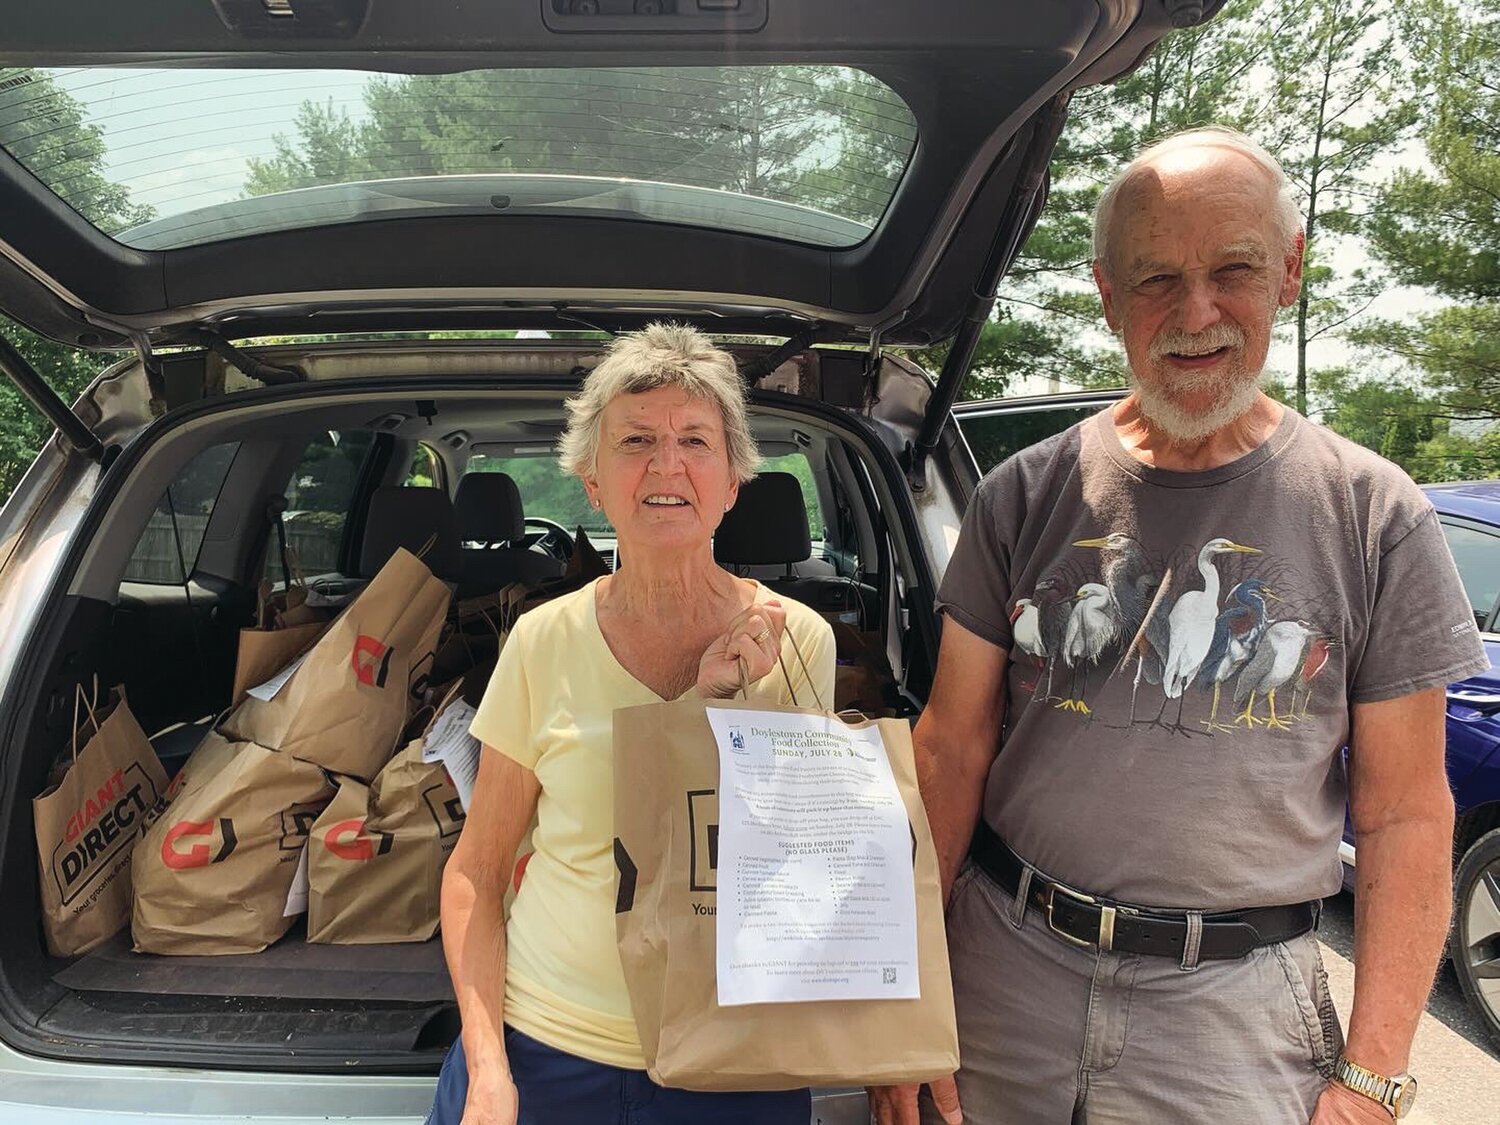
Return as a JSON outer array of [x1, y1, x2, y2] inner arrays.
[[831, 624, 899, 718], [612, 687, 958, 1090], [131, 732, 334, 955], [221, 547, 450, 781], [306, 738, 466, 944], [33, 684, 171, 957], [232, 619, 329, 707]]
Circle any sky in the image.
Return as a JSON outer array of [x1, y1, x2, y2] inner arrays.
[[51, 67, 370, 214]]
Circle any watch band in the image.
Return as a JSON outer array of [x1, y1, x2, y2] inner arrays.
[[1334, 1056, 1412, 1119]]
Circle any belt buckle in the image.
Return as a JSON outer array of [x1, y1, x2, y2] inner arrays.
[[1044, 883, 1117, 953]]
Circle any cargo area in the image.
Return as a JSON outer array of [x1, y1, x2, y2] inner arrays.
[[0, 370, 933, 1072]]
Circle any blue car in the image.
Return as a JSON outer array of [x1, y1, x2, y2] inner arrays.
[[1413, 482, 1500, 1045], [1336, 482, 1500, 1042]]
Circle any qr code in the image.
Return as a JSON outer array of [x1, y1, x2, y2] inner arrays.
[[883, 967, 897, 985]]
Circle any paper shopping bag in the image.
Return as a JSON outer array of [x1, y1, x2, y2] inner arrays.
[[232, 612, 330, 707], [221, 547, 451, 781], [131, 732, 334, 955], [33, 684, 171, 957], [306, 735, 466, 944], [612, 688, 958, 1091]]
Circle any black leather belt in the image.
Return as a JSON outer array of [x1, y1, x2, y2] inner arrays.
[[970, 821, 1318, 961]]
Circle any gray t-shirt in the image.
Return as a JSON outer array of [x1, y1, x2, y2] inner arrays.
[[938, 406, 1491, 911]]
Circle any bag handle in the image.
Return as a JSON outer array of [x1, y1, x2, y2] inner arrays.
[[780, 626, 825, 711], [424, 679, 468, 738], [71, 674, 101, 763], [734, 625, 825, 712]]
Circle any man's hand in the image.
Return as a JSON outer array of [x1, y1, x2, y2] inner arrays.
[[867, 1076, 962, 1125], [1309, 1080, 1394, 1123], [460, 1068, 520, 1125]]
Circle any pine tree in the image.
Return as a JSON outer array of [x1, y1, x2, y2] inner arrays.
[[1260, 0, 1413, 413], [1363, 0, 1500, 427]]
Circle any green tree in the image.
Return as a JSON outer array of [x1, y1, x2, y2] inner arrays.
[[0, 69, 145, 497], [965, 0, 1276, 399], [0, 69, 152, 235], [243, 67, 886, 216], [244, 98, 374, 194], [0, 323, 124, 495], [1260, 0, 1412, 413], [1364, 0, 1500, 426]]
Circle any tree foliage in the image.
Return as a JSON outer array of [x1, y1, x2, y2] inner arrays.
[[3, 9, 1500, 503], [0, 69, 142, 496], [1362, 0, 1500, 437], [1260, 0, 1412, 412], [242, 67, 915, 228]]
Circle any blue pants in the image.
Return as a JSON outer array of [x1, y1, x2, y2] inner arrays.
[[426, 1027, 812, 1125]]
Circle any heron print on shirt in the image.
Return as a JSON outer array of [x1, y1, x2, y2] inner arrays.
[[1009, 531, 1337, 733]]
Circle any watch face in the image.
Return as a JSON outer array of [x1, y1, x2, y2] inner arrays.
[[1392, 1077, 1417, 1117]]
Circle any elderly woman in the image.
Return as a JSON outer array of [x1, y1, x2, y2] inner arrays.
[[431, 324, 836, 1125]]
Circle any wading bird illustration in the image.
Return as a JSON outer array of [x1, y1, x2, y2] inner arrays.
[[1233, 619, 1315, 730], [1162, 538, 1263, 708], [1075, 532, 1175, 723], [1192, 578, 1278, 732], [1291, 633, 1337, 719], [1010, 597, 1046, 692], [1056, 582, 1120, 714], [1073, 534, 1164, 661], [1032, 575, 1074, 702], [1074, 533, 1167, 669]]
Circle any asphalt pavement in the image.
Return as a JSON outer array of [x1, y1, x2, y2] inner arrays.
[[1317, 891, 1500, 1124]]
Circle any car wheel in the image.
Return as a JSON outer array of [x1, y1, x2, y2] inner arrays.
[[1452, 827, 1500, 1047]]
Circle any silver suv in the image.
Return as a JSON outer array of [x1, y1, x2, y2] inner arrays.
[[0, 3, 1207, 1121]]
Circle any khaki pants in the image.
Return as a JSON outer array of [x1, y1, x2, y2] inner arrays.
[[924, 864, 1342, 1125]]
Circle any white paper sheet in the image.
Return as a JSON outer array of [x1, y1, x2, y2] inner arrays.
[[246, 654, 306, 702], [282, 845, 309, 918], [422, 698, 480, 812], [708, 708, 919, 1006]]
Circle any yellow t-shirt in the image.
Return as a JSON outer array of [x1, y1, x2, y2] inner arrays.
[[468, 577, 837, 1069]]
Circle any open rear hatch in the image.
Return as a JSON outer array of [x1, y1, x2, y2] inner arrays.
[[0, 0, 1223, 1073]]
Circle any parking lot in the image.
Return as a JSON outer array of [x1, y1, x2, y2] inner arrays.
[[1319, 892, 1500, 1123]]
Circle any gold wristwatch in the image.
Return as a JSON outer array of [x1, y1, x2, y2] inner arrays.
[[1333, 1056, 1418, 1119]]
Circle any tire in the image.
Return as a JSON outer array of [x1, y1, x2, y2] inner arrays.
[[1451, 827, 1500, 1048]]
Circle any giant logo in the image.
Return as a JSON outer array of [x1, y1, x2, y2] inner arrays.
[[51, 762, 169, 900], [323, 818, 395, 861], [351, 635, 394, 688], [160, 818, 237, 870]]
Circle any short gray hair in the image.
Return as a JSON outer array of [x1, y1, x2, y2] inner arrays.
[[1092, 126, 1302, 274], [559, 322, 761, 483]]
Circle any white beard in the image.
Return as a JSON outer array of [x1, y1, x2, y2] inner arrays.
[[1134, 324, 1265, 442]]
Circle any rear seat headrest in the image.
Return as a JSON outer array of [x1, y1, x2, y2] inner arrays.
[[360, 486, 461, 581], [714, 472, 812, 566], [454, 472, 526, 544]]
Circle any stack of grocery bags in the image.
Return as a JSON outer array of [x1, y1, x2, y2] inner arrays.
[[31, 547, 510, 957]]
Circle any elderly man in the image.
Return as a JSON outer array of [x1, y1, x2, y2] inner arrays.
[[873, 127, 1492, 1125]]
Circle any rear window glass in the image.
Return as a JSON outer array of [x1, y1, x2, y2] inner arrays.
[[122, 442, 239, 584], [0, 66, 917, 250], [958, 406, 1099, 474], [269, 430, 376, 580]]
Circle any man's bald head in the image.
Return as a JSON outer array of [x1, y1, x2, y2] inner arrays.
[[1093, 128, 1301, 278]]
